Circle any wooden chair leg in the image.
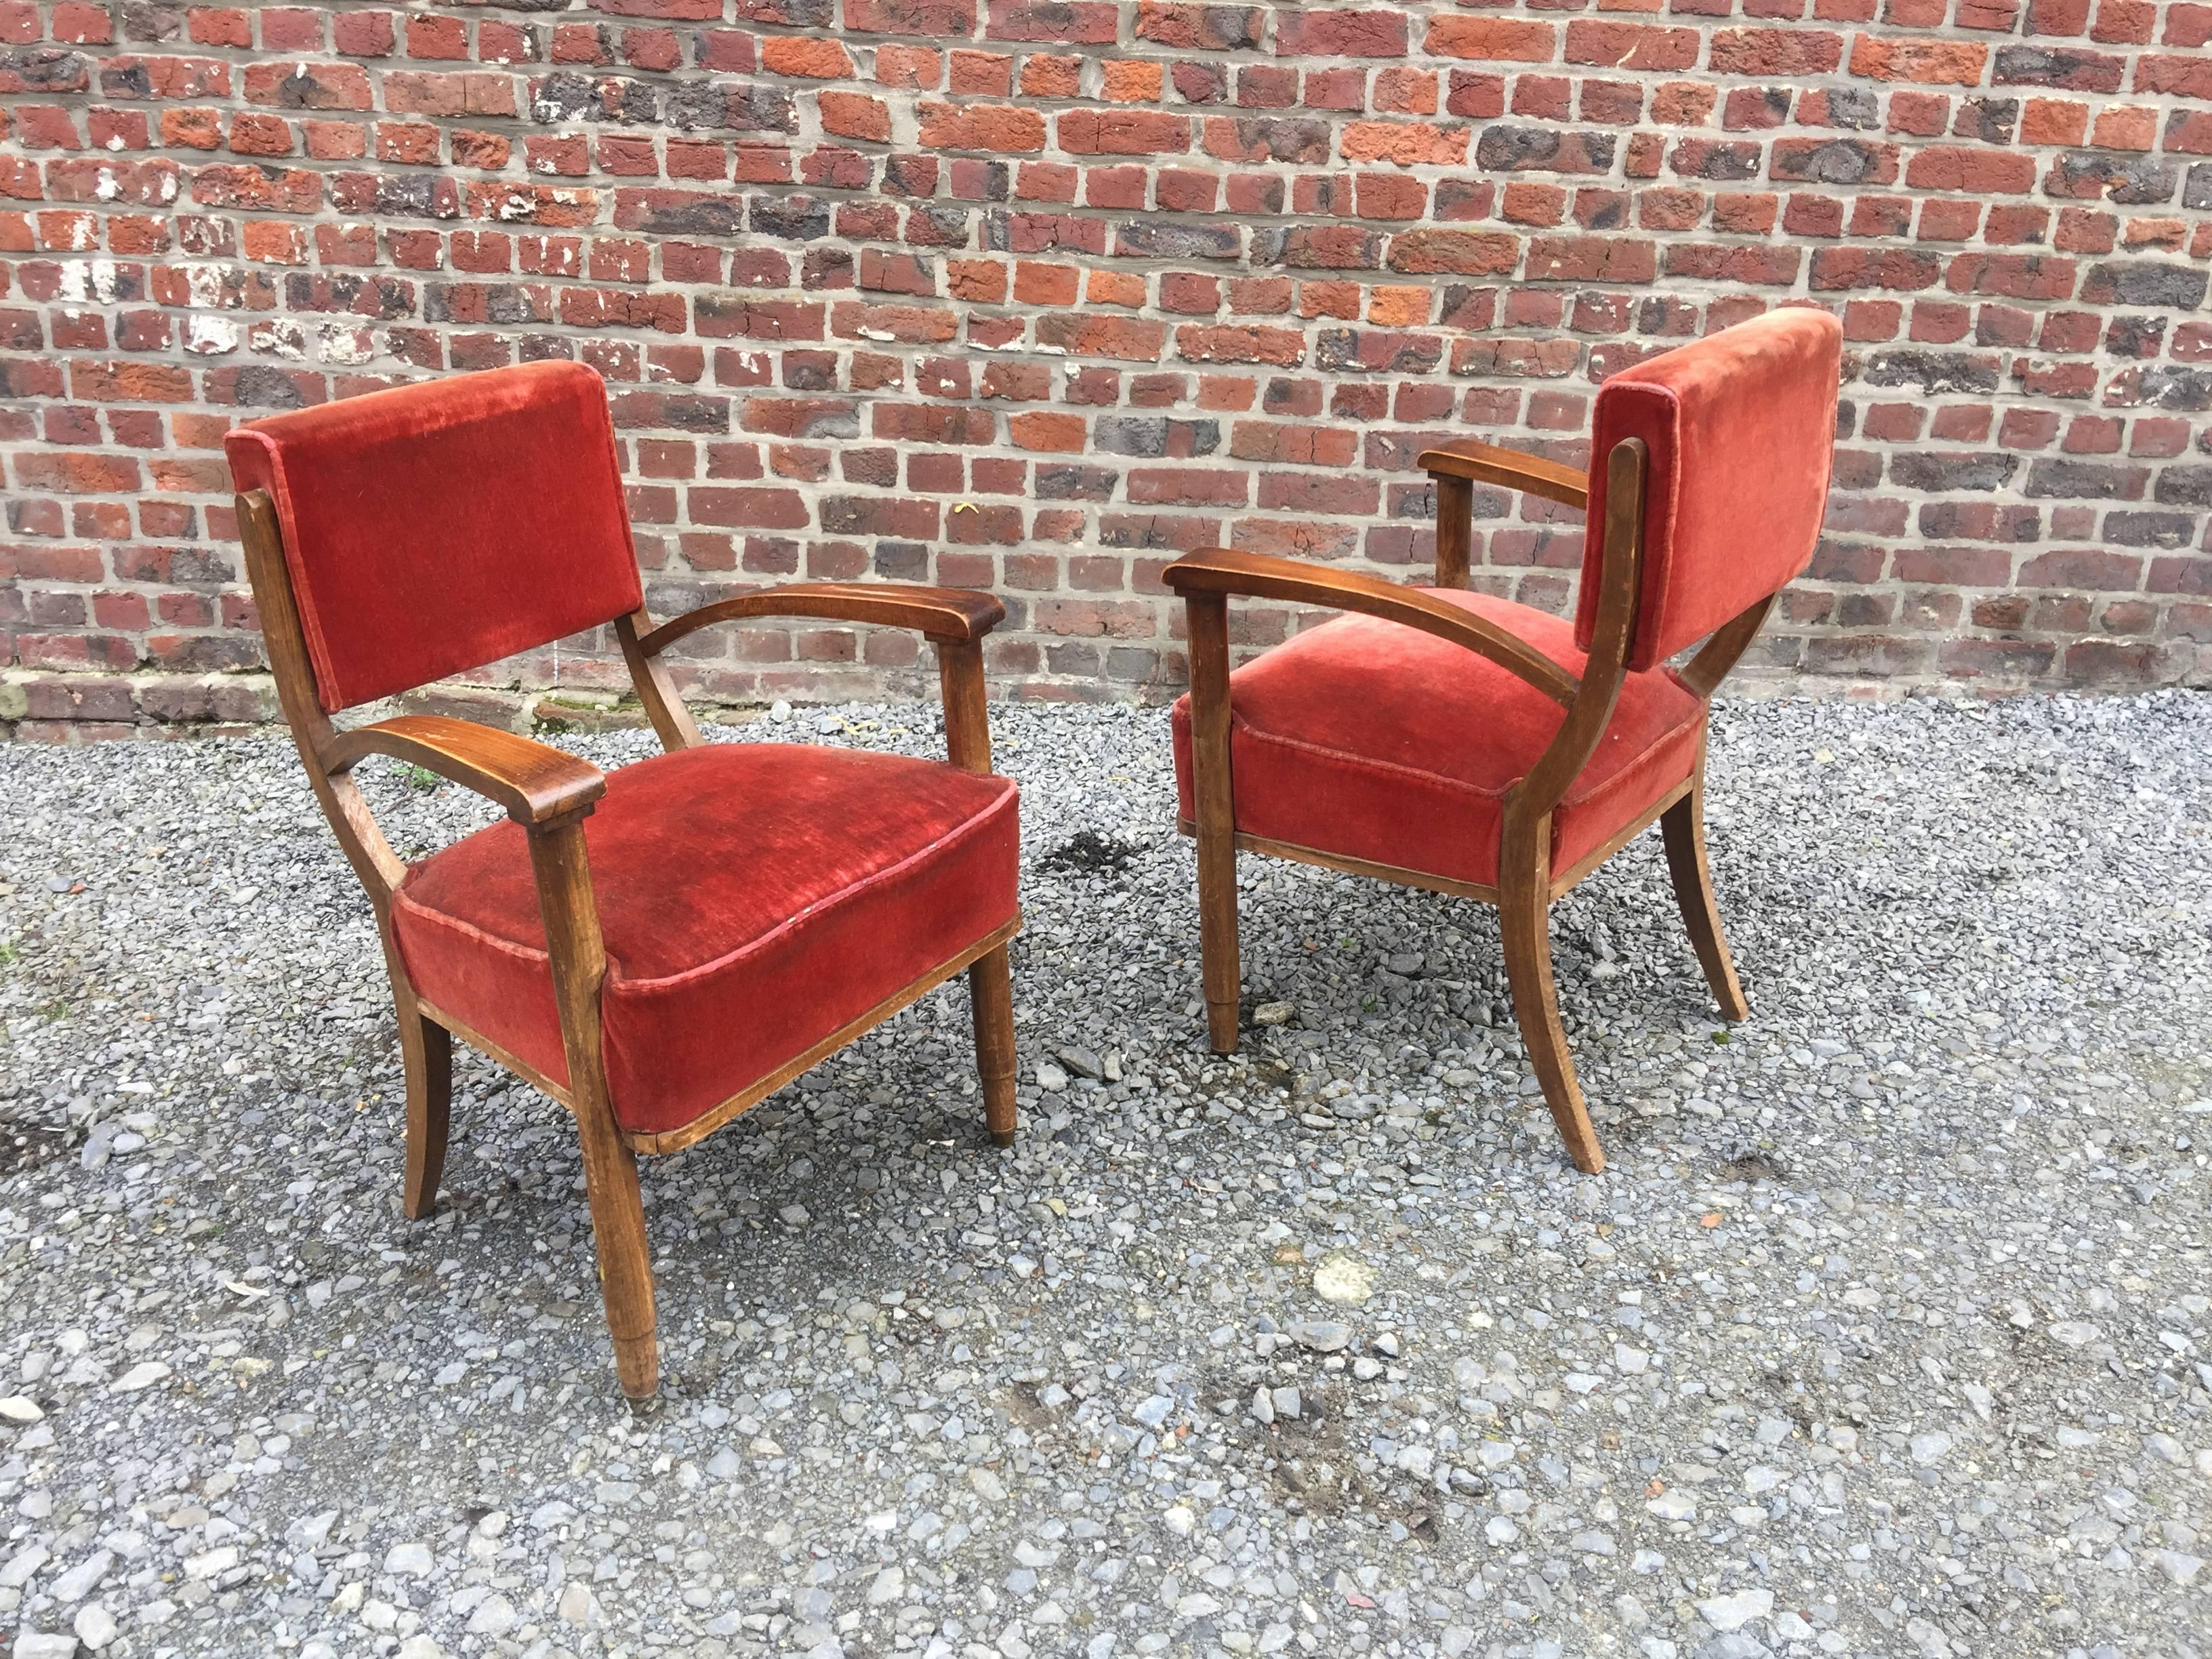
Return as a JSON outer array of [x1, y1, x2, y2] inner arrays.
[[528, 815, 657, 1398], [399, 1009, 452, 1221], [1187, 591, 1242, 1054], [1499, 816, 1606, 1175], [1196, 826, 1242, 1054], [576, 1101, 658, 1399], [968, 943, 1018, 1147], [1660, 783, 1750, 1022]]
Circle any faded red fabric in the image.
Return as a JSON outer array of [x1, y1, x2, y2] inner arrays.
[[391, 743, 1021, 1136], [1171, 590, 1704, 887], [1574, 308, 1843, 672], [224, 361, 643, 712]]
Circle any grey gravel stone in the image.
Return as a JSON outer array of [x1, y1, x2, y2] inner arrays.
[[1698, 1588, 1775, 1631], [1289, 1319, 1353, 1353], [2, 693, 2209, 1658], [73, 1604, 117, 1651]]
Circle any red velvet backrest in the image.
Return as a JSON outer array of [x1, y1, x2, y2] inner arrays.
[[225, 362, 643, 712], [1574, 309, 1843, 674]]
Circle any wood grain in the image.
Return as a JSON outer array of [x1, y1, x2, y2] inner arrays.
[[1164, 547, 1579, 708], [615, 608, 704, 754], [1185, 590, 1243, 1054], [527, 814, 658, 1399], [636, 582, 1005, 659], [1677, 592, 1777, 700], [1661, 742, 1750, 1021], [1498, 810, 1607, 1175], [1433, 474, 1473, 590], [324, 715, 606, 826], [1418, 438, 1589, 510]]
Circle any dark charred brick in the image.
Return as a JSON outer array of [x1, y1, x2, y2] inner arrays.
[[1864, 350, 2001, 395], [2079, 262, 2208, 308], [2025, 459, 2146, 499], [752, 197, 832, 241]]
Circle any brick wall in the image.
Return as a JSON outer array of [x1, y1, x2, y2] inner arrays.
[[2, 0, 2209, 739]]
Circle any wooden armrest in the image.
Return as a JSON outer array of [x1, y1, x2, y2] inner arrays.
[[1162, 548, 1579, 708], [634, 582, 1006, 659], [1418, 439, 1588, 511], [323, 716, 607, 827]]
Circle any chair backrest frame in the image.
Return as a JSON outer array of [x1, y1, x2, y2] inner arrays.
[[1509, 436, 1648, 823], [237, 487, 409, 912]]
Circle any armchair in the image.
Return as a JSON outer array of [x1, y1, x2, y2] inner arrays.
[[227, 361, 1022, 1397], [1166, 309, 1843, 1174]]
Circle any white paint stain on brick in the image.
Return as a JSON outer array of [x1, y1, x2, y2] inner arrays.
[[185, 316, 240, 356], [58, 260, 121, 304]]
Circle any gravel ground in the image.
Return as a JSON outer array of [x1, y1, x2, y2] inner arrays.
[[1, 691, 2209, 1659]]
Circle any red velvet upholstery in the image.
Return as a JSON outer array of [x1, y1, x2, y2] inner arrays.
[[1172, 590, 1704, 887], [224, 362, 642, 712], [1574, 309, 1843, 672], [390, 743, 1020, 1136]]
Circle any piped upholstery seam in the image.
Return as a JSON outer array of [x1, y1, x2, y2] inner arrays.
[[393, 773, 1019, 995]]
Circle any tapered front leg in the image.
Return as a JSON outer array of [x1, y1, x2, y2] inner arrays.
[[1660, 772, 1749, 1022], [528, 812, 658, 1399], [1195, 830, 1242, 1055], [1498, 813, 1605, 1175], [578, 1118, 658, 1399], [935, 638, 1022, 1147], [1186, 592, 1242, 1053], [968, 943, 1018, 1147], [399, 1010, 452, 1220]]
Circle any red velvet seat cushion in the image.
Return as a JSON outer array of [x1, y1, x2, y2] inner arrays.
[[390, 743, 1019, 1137], [1170, 590, 1703, 888]]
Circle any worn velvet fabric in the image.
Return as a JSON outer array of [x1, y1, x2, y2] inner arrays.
[[224, 361, 643, 712], [391, 743, 1021, 1136], [1574, 308, 1843, 672], [1170, 590, 1704, 887]]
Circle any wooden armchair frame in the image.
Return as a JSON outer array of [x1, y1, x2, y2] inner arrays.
[[1165, 438, 1774, 1175], [238, 490, 1019, 1397]]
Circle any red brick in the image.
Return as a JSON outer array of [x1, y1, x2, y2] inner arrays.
[[242, 60, 372, 109], [1563, 21, 1700, 70], [1708, 26, 1845, 73], [1278, 9, 1407, 56], [918, 103, 1046, 152], [1425, 16, 1556, 61], [0, 0, 2192, 717], [761, 37, 853, 78], [1850, 34, 1988, 83], [1339, 122, 1467, 166], [1058, 110, 1191, 156]]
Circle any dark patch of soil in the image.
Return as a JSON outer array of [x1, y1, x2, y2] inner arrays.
[[1719, 1150, 1785, 1183], [0, 1113, 73, 1179], [1038, 831, 1139, 876]]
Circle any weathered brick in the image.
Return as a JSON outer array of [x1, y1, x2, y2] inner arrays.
[[0, 0, 2195, 728], [1849, 34, 1989, 84], [1277, 9, 1407, 57], [1708, 28, 1846, 75], [919, 102, 1046, 152], [1427, 16, 1556, 62]]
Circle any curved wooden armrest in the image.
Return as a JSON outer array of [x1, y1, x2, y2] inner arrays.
[[323, 716, 607, 827], [1418, 439, 1588, 512], [634, 583, 1006, 659], [1162, 548, 1580, 708]]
